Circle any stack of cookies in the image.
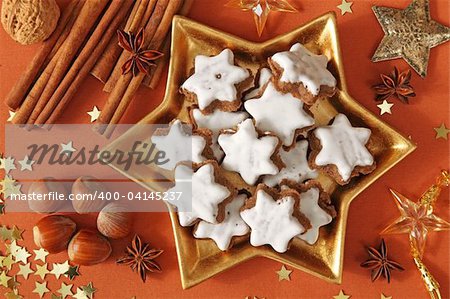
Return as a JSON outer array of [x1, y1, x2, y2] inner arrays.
[[152, 44, 376, 253]]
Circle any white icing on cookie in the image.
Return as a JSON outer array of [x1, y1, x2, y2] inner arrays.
[[297, 187, 332, 245], [168, 163, 231, 227], [244, 67, 272, 100], [218, 119, 279, 185], [263, 140, 318, 187], [313, 113, 374, 181], [194, 194, 250, 250], [181, 49, 250, 110], [151, 120, 206, 170], [192, 109, 249, 160], [244, 82, 315, 146], [271, 43, 336, 95], [240, 189, 304, 253]]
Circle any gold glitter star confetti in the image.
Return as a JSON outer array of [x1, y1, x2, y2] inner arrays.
[[87, 106, 101, 123], [33, 281, 50, 298], [0, 226, 12, 241], [377, 100, 394, 115], [9, 240, 22, 255], [14, 247, 31, 264], [10, 226, 24, 241], [7, 111, 15, 122], [1, 157, 16, 174], [4, 288, 23, 299], [6, 275, 20, 289], [0, 271, 12, 287], [82, 282, 97, 299], [333, 290, 351, 299], [337, 0, 353, 15], [60, 141, 76, 155], [276, 265, 292, 281], [65, 265, 81, 280], [2, 255, 15, 270], [34, 248, 49, 263], [51, 294, 63, 299], [17, 156, 35, 172], [57, 282, 74, 299], [434, 123, 450, 140], [35, 263, 50, 280], [52, 261, 70, 279], [2, 183, 22, 199], [381, 294, 392, 299], [73, 288, 89, 299], [225, 0, 297, 36], [17, 263, 34, 279], [372, 0, 450, 77]]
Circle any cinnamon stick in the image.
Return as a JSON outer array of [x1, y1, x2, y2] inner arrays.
[[12, 0, 110, 125], [95, 0, 171, 133], [103, 0, 158, 92], [90, 0, 141, 83], [43, 0, 135, 125], [4, 0, 81, 111], [102, 0, 183, 137], [34, 0, 130, 125]]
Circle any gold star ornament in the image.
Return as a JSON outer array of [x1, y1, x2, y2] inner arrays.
[[276, 265, 292, 281], [225, 0, 297, 36], [372, 0, 450, 77], [382, 170, 450, 257], [337, 0, 353, 16], [434, 123, 450, 140]]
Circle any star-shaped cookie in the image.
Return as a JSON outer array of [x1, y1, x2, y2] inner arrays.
[[218, 119, 280, 185], [181, 49, 250, 111], [310, 114, 375, 184], [168, 163, 233, 227], [240, 186, 305, 253], [245, 82, 315, 146], [194, 194, 250, 250], [191, 108, 249, 160], [263, 140, 317, 187], [151, 120, 210, 170]]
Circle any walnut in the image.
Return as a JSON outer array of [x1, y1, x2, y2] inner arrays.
[[1, 0, 60, 45]]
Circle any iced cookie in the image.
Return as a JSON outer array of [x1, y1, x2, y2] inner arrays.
[[281, 181, 336, 245], [193, 194, 250, 251], [309, 114, 376, 185], [167, 162, 235, 227], [269, 43, 337, 105], [245, 82, 315, 147], [244, 67, 272, 100], [190, 108, 249, 160], [218, 119, 283, 185], [263, 140, 318, 187], [151, 119, 214, 170], [181, 49, 252, 113], [240, 184, 309, 253]]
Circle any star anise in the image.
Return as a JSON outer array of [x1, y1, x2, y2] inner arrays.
[[116, 234, 163, 282], [373, 67, 416, 103], [360, 239, 404, 283], [117, 28, 164, 77]]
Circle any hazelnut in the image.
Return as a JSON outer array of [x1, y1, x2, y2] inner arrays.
[[33, 215, 76, 253], [28, 177, 69, 213], [97, 203, 133, 239], [71, 176, 108, 214], [68, 229, 112, 266]]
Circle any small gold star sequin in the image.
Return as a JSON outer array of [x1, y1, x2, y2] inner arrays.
[[0, 271, 12, 287], [72, 288, 89, 299], [35, 263, 50, 280], [14, 247, 31, 264], [333, 290, 351, 299], [276, 265, 292, 281], [6, 275, 20, 289], [17, 263, 34, 279], [434, 123, 450, 140], [52, 261, 70, 279], [10, 226, 24, 241], [57, 282, 74, 299], [4, 288, 23, 299], [82, 282, 96, 299], [0, 226, 12, 241], [337, 0, 353, 15], [7, 111, 15, 122], [33, 281, 50, 298], [377, 100, 394, 115], [372, 0, 450, 77], [87, 106, 101, 123], [34, 248, 49, 263], [65, 265, 81, 280], [2, 255, 15, 270]]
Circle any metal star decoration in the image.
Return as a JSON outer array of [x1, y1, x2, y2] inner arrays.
[[225, 0, 298, 36], [372, 0, 450, 77], [381, 170, 450, 257], [276, 265, 292, 281]]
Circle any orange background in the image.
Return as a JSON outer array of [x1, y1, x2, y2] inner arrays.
[[1, 0, 449, 298]]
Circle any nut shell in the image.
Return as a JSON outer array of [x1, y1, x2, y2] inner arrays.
[[33, 215, 76, 253], [1, 0, 60, 45], [28, 177, 69, 213], [68, 229, 112, 266], [97, 203, 133, 239], [71, 176, 108, 214]]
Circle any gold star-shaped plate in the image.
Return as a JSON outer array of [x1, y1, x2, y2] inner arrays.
[[105, 14, 416, 288]]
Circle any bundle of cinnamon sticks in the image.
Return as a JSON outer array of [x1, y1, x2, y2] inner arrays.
[[94, 0, 191, 137], [6, 0, 135, 126]]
